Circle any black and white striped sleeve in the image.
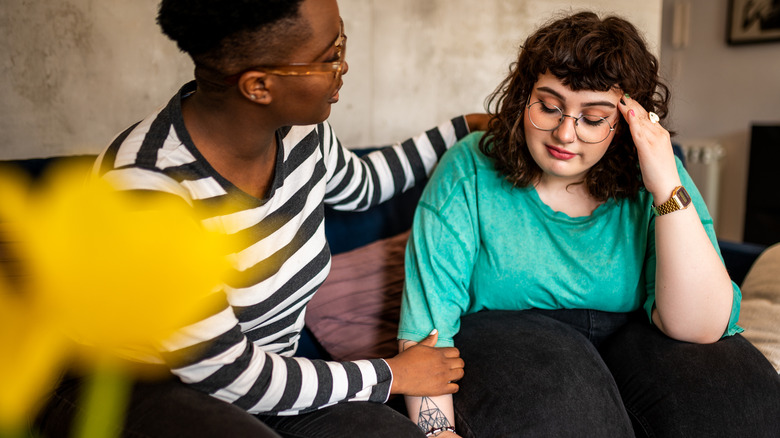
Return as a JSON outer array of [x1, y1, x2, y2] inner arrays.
[[157, 305, 393, 416], [94, 117, 396, 416], [322, 116, 470, 211]]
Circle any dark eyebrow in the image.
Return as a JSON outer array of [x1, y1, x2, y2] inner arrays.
[[536, 86, 616, 109]]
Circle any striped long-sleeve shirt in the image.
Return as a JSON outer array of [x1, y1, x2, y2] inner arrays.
[[94, 81, 470, 416]]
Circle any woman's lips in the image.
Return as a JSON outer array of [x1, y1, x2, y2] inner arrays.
[[546, 145, 577, 160]]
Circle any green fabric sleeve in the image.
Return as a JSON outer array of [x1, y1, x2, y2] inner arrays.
[[398, 139, 482, 347]]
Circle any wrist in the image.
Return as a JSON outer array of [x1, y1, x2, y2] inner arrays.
[[383, 357, 400, 394], [652, 185, 692, 216], [425, 426, 456, 437], [649, 178, 683, 207]]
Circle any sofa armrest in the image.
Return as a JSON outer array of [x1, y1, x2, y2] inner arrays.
[[719, 240, 767, 286]]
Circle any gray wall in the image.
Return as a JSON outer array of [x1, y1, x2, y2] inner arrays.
[[332, 0, 662, 148], [0, 0, 661, 160], [1, 1, 192, 159], [660, 0, 780, 241]]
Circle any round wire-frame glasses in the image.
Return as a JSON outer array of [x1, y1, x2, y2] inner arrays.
[[526, 100, 616, 144], [225, 20, 347, 85]]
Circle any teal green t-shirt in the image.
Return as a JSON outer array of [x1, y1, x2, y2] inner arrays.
[[398, 133, 742, 347]]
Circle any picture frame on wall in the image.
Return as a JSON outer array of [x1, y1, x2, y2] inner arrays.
[[728, 0, 780, 44]]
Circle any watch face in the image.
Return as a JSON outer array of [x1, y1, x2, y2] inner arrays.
[[676, 186, 692, 207]]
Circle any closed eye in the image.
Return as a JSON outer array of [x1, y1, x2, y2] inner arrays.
[[580, 115, 608, 127], [539, 102, 560, 114]]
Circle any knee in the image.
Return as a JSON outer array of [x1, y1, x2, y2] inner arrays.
[[453, 315, 632, 436]]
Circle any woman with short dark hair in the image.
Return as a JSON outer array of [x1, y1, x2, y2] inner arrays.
[[36, 0, 485, 436]]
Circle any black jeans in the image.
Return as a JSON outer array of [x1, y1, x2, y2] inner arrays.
[[452, 309, 780, 438], [35, 375, 424, 438]]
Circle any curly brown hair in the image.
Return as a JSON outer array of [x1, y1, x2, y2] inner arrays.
[[480, 11, 671, 201]]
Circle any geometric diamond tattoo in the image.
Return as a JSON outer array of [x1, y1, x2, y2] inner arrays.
[[417, 397, 452, 432]]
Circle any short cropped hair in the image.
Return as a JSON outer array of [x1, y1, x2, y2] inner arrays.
[[481, 11, 671, 201], [157, 0, 308, 75]]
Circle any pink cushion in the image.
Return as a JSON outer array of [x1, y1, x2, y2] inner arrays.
[[305, 230, 410, 361]]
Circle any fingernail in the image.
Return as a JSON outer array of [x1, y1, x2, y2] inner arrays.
[[629, 109, 635, 117], [624, 93, 630, 99], [430, 329, 438, 335]]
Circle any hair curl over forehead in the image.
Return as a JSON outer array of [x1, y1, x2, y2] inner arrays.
[[157, 0, 308, 75], [480, 11, 671, 201]]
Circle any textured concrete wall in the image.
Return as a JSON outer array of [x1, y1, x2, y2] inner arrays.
[[333, 0, 662, 148], [0, 0, 661, 159]]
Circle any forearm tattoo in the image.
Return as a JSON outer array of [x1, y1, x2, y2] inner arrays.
[[417, 397, 452, 432]]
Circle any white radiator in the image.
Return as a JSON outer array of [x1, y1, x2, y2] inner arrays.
[[679, 140, 725, 225]]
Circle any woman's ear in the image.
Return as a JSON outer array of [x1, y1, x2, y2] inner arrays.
[[238, 71, 272, 104]]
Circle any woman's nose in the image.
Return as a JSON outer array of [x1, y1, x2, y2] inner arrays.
[[554, 116, 577, 143]]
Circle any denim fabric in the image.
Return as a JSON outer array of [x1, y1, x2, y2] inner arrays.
[[257, 401, 425, 438], [35, 376, 424, 438], [601, 318, 780, 438], [35, 376, 281, 438], [35, 309, 780, 437], [452, 309, 780, 438], [452, 309, 634, 438]]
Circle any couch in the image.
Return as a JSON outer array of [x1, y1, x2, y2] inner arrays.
[[304, 146, 780, 375], [1, 150, 778, 374]]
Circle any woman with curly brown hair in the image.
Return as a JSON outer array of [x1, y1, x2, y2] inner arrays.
[[398, 11, 780, 438]]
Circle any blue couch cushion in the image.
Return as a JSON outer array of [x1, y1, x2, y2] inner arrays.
[[323, 148, 426, 255]]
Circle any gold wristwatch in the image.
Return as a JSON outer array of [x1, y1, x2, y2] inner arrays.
[[652, 185, 691, 216]]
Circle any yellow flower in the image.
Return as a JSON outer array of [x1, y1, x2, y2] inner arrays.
[[0, 161, 230, 431], [0, 255, 69, 431], [0, 168, 67, 431]]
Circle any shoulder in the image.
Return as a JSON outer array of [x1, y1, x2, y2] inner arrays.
[[422, 132, 490, 207], [436, 132, 490, 174]]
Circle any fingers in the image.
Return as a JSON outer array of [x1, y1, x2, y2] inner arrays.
[[387, 335, 465, 396], [418, 328, 439, 347], [442, 346, 460, 358], [619, 93, 665, 131], [617, 93, 679, 197], [619, 93, 646, 128], [618, 93, 670, 146], [442, 381, 460, 395], [449, 362, 465, 380]]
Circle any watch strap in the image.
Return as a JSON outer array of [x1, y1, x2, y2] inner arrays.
[[652, 185, 691, 216]]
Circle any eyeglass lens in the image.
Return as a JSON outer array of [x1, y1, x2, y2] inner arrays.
[[334, 33, 346, 80], [527, 101, 613, 144]]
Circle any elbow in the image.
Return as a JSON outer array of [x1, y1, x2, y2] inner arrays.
[[659, 322, 723, 344], [653, 312, 725, 344], [672, 330, 722, 345], [652, 287, 733, 344]]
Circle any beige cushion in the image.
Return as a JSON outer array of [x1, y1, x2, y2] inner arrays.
[[738, 243, 780, 372], [305, 230, 409, 361]]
